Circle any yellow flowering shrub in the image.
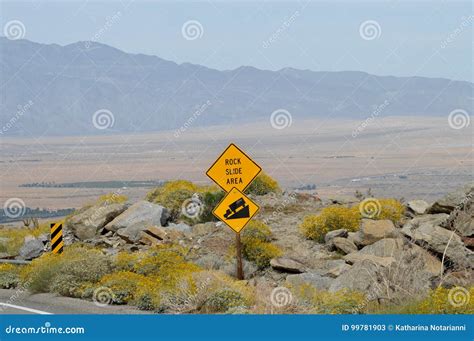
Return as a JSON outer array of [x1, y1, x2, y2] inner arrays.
[[132, 245, 200, 287], [242, 220, 272, 242], [293, 284, 367, 314], [241, 220, 281, 269], [380, 287, 474, 314], [0, 264, 21, 289], [245, 172, 281, 196], [300, 206, 360, 242], [376, 198, 405, 224], [98, 271, 155, 305], [146, 180, 218, 220]]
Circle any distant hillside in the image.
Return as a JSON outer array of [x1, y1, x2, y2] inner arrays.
[[1, 37, 472, 136]]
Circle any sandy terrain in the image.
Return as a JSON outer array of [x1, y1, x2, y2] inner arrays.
[[0, 116, 472, 209]]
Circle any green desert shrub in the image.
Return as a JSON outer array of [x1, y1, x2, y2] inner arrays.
[[245, 172, 281, 196], [241, 220, 281, 269], [20, 245, 113, 297], [300, 206, 360, 242]]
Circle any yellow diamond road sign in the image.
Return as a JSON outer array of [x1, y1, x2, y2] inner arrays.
[[213, 187, 260, 233], [206, 143, 262, 192]]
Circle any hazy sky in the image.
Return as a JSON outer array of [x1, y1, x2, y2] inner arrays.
[[1, 0, 472, 81]]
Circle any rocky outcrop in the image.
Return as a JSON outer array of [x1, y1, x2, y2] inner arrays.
[[441, 191, 473, 237], [18, 235, 46, 260], [354, 219, 400, 246], [286, 272, 333, 291], [332, 237, 358, 254], [401, 214, 473, 268], [66, 202, 127, 240], [407, 200, 430, 215], [343, 253, 396, 267], [270, 257, 306, 273], [104, 201, 170, 243], [428, 183, 473, 214], [324, 229, 348, 244]]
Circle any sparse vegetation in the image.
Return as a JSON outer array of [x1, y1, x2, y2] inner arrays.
[[373, 287, 474, 314], [0, 223, 50, 256], [241, 220, 281, 269], [245, 172, 281, 196], [300, 206, 360, 242], [20, 245, 114, 296], [292, 284, 367, 314]]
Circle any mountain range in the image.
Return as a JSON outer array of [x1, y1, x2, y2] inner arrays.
[[1, 37, 472, 136]]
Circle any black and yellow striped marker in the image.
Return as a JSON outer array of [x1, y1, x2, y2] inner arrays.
[[50, 223, 64, 254]]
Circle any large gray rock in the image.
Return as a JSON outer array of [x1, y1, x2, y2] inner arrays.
[[18, 236, 44, 260], [324, 229, 348, 244], [105, 201, 170, 242], [357, 219, 399, 246], [329, 256, 433, 299], [401, 214, 473, 268], [332, 237, 358, 254], [329, 260, 384, 294], [286, 272, 333, 291], [66, 202, 127, 240], [357, 238, 442, 276], [343, 253, 396, 267], [428, 183, 474, 214], [407, 200, 430, 215], [270, 257, 306, 273]]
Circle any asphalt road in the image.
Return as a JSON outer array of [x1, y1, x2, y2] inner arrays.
[[0, 289, 149, 314]]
